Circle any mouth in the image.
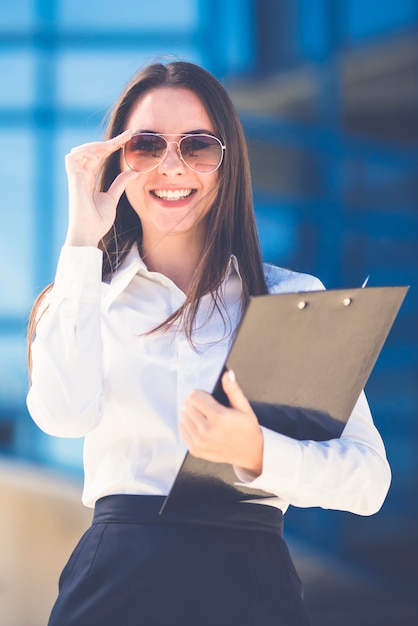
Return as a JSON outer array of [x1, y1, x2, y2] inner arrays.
[[151, 188, 196, 201]]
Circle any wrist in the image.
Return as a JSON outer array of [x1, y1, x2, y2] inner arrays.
[[64, 234, 100, 247], [238, 426, 264, 477]]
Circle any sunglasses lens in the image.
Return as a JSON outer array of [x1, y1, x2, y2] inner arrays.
[[124, 134, 167, 172], [180, 135, 223, 173]]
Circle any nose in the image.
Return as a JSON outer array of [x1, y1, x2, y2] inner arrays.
[[157, 141, 187, 176]]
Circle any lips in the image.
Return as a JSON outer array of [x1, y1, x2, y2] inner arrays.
[[151, 188, 195, 201]]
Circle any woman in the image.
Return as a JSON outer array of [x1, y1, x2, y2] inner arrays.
[[27, 61, 391, 626]]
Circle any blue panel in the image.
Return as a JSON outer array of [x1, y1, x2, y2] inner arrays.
[[347, 0, 418, 40], [198, 0, 256, 76], [0, 52, 35, 106], [56, 48, 203, 109], [57, 0, 199, 30], [0, 0, 35, 29], [298, 0, 329, 61], [0, 336, 27, 409], [39, 435, 84, 472], [254, 200, 299, 265], [0, 130, 35, 315]]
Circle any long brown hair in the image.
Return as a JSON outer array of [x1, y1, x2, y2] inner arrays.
[[28, 61, 267, 366]]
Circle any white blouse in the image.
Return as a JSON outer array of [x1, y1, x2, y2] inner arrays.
[[27, 245, 391, 515]]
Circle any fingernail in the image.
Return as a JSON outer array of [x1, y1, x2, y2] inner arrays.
[[227, 369, 236, 383]]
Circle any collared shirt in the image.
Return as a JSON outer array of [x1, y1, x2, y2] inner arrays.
[[27, 245, 391, 515]]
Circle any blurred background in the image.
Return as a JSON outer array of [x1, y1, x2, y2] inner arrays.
[[0, 1, 417, 624]]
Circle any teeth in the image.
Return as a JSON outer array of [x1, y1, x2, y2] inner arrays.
[[153, 189, 193, 200]]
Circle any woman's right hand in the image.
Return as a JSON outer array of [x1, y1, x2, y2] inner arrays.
[[64, 130, 139, 247]]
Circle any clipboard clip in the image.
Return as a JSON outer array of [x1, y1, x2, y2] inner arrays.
[[343, 275, 370, 306]]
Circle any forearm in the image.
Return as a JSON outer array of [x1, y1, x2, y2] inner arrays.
[[27, 246, 105, 437], [236, 392, 391, 516]]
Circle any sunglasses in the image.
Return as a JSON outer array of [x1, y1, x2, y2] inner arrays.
[[123, 132, 226, 174]]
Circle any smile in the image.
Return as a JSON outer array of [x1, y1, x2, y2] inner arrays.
[[151, 189, 195, 201]]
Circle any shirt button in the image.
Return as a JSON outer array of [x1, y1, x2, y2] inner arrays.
[[184, 370, 195, 382]]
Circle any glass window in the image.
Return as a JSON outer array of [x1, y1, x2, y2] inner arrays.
[[56, 49, 202, 109], [0, 0, 34, 29], [40, 436, 84, 472], [255, 203, 298, 265], [298, 0, 328, 62], [57, 0, 198, 30], [248, 142, 322, 198], [0, 336, 27, 409], [347, 0, 418, 41], [0, 131, 35, 316], [343, 157, 418, 212], [0, 52, 35, 107]]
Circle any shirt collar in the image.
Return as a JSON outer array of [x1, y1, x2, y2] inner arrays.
[[103, 244, 242, 309], [229, 254, 242, 282], [102, 244, 145, 309]]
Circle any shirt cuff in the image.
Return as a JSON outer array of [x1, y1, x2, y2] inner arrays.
[[234, 426, 303, 494], [52, 246, 103, 302]]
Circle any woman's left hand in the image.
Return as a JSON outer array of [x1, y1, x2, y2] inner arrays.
[[179, 371, 264, 476]]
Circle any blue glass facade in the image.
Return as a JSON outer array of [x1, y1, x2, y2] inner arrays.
[[1, 0, 417, 597]]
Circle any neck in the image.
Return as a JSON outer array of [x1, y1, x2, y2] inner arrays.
[[141, 231, 205, 294]]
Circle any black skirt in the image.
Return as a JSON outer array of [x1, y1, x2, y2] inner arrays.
[[48, 495, 311, 626]]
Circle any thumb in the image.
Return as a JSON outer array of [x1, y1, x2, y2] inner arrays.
[[106, 169, 139, 203], [221, 370, 252, 413]]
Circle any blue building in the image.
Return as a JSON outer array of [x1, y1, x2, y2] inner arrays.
[[1, 1, 417, 622]]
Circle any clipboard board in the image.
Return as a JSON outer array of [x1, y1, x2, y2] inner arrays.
[[161, 285, 408, 513]]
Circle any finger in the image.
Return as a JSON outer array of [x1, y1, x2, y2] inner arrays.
[[178, 422, 193, 450], [71, 130, 132, 156], [179, 416, 200, 443], [109, 129, 133, 145], [66, 150, 99, 172], [185, 390, 226, 423], [179, 414, 203, 454], [181, 399, 209, 431], [101, 129, 134, 154], [221, 370, 253, 413], [67, 130, 133, 170]]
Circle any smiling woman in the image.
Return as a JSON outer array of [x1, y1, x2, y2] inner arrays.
[[26, 60, 391, 626], [120, 87, 222, 277]]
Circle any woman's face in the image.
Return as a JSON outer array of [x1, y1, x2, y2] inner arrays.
[[122, 86, 220, 245]]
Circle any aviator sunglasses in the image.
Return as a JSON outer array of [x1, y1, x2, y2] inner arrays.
[[123, 132, 226, 174]]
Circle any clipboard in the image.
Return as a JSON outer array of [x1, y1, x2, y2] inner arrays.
[[161, 285, 408, 513]]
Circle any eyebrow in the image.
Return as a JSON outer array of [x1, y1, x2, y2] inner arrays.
[[132, 129, 217, 137]]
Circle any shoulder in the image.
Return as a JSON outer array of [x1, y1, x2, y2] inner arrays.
[[263, 262, 325, 294]]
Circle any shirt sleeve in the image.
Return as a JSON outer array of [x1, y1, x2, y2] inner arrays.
[[235, 391, 391, 516], [26, 246, 105, 438]]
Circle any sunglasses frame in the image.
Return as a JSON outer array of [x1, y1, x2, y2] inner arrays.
[[123, 132, 226, 174]]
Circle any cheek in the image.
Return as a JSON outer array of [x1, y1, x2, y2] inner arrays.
[[204, 176, 220, 207], [202, 172, 219, 197]]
